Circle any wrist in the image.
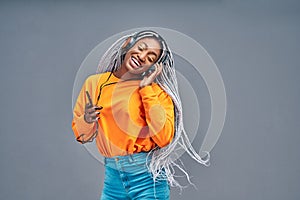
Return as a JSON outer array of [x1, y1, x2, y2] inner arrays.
[[139, 83, 152, 89]]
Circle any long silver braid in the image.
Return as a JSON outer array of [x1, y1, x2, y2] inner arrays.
[[96, 30, 210, 190]]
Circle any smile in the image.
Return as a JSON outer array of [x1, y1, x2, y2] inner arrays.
[[130, 56, 141, 68]]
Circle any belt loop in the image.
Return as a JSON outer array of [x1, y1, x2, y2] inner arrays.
[[129, 154, 134, 163]]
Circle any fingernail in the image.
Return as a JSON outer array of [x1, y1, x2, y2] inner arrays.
[[95, 106, 103, 110]]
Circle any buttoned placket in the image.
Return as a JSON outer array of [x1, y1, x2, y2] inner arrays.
[[115, 157, 130, 191]]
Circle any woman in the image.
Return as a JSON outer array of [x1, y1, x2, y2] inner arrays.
[[72, 30, 210, 199]]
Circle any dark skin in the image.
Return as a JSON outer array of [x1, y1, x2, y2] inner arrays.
[[84, 37, 163, 124], [113, 37, 163, 87], [84, 91, 102, 124]]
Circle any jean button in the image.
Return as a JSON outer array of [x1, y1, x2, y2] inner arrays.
[[115, 157, 119, 161]]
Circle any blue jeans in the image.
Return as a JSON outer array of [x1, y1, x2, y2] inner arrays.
[[100, 152, 170, 200]]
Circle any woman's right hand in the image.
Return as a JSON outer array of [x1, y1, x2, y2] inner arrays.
[[84, 103, 103, 124]]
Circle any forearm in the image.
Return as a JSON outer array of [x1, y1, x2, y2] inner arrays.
[[71, 74, 101, 144], [139, 85, 175, 147], [72, 114, 98, 144]]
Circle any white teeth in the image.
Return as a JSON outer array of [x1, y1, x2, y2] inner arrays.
[[131, 57, 140, 67]]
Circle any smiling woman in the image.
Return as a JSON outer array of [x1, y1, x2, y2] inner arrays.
[[71, 30, 210, 199], [114, 37, 163, 83]]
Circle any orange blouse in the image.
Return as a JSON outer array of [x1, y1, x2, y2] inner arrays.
[[72, 72, 175, 157]]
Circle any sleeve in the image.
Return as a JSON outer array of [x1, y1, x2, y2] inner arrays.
[[138, 84, 175, 148], [72, 75, 99, 144]]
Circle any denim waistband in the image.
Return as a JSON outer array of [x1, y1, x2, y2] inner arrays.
[[103, 152, 153, 173], [104, 152, 151, 165]]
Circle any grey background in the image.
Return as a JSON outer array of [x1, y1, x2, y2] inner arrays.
[[0, 0, 299, 199]]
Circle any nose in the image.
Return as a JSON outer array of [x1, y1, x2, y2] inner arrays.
[[137, 51, 147, 63]]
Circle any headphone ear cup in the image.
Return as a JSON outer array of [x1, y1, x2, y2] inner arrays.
[[121, 35, 137, 63], [122, 36, 135, 51], [120, 37, 131, 62]]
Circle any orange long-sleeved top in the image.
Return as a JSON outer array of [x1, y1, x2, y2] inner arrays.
[[72, 72, 175, 157]]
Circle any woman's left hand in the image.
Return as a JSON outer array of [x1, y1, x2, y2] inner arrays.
[[139, 63, 163, 88]]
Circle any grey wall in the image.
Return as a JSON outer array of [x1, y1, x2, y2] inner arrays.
[[0, 0, 299, 199]]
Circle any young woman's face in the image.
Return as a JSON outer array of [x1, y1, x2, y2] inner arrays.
[[122, 37, 162, 76]]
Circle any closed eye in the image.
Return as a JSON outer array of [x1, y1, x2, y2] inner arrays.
[[148, 57, 154, 62], [138, 46, 143, 51]]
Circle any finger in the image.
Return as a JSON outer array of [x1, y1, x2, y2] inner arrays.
[[88, 109, 99, 115], [85, 103, 93, 109], [86, 106, 101, 114], [154, 63, 159, 71], [157, 63, 163, 75], [86, 91, 93, 105], [91, 115, 100, 122], [147, 70, 157, 80], [89, 111, 100, 118], [85, 107, 93, 114], [85, 114, 99, 123], [149, 63, 159, 76], [152, 63, 161, 77], [94, 106, 103, 110]]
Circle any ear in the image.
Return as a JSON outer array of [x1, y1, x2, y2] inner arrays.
[[121, 37, 133, 49]]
